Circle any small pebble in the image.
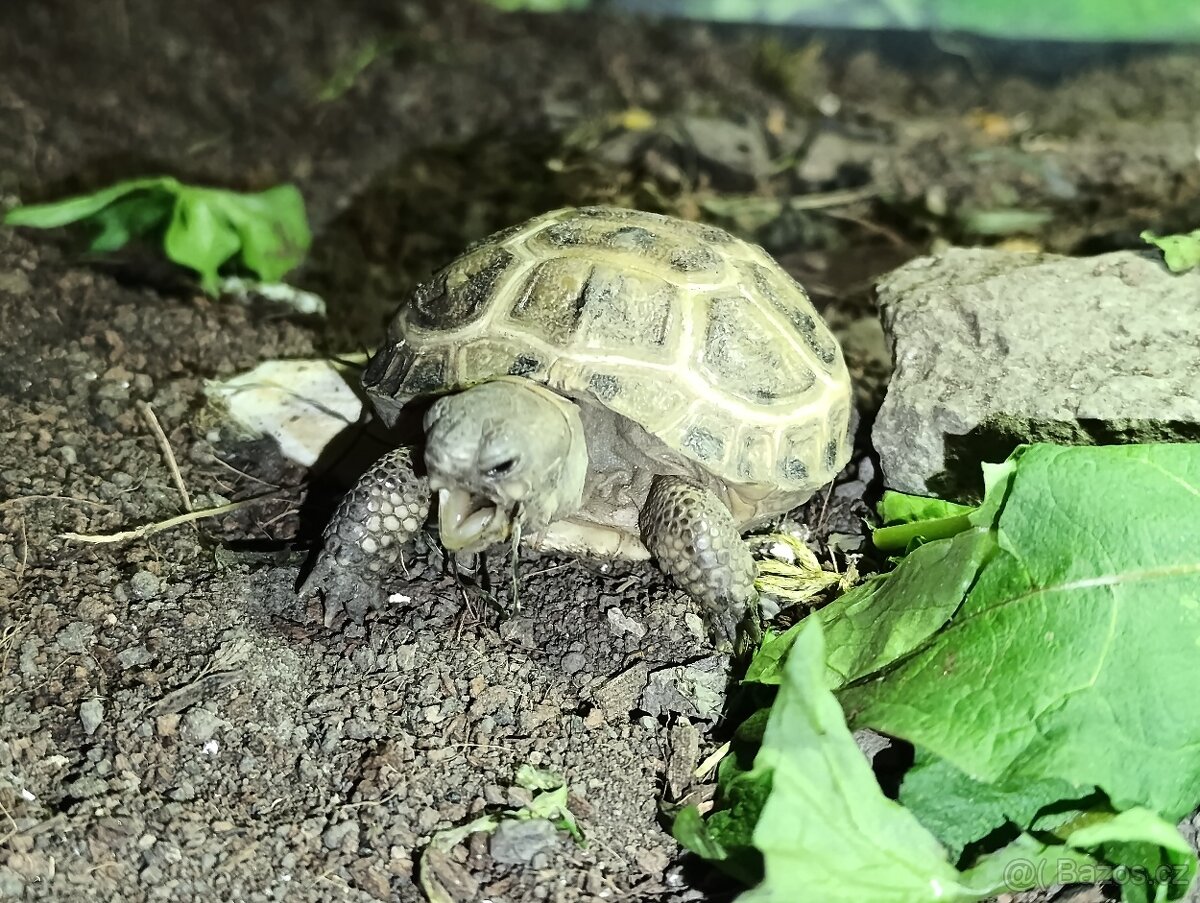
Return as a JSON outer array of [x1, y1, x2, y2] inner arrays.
[[169, 781, 196, 801], [322, 821, 359, 851], [181, 708, 222, 742], [130, 571, 160, 599], [561, 652, 587, 674], [79, 699, 104, 735], [489, 819, 560, 865]]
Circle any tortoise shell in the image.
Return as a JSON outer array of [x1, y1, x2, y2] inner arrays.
[[363, 206, 852, 493]]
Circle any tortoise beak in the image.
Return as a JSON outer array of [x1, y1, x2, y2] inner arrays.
[[436, 488, 511, 553]]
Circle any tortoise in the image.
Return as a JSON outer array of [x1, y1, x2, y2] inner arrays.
[[302, 205, 853, 648]]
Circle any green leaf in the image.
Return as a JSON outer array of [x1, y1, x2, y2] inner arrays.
[[899, 748, 1087, 860], [209, 184, 312, 284], [1141, 228, 1200, 274], [674, 709, 771, 888], [3, 177, 174, 228], [735, 619, 978, 903], [164, 189, 241, 294], [878, 491, 976, 526], [1066, 808, 1196, 903], [673, 804, 729, 861], [873, 490, 979, 552], [840, 443, 1200, 823], [748, 527, 995, 690], [5, 177, 311, 293], [822, 527, 997, 689], [515, 764, 564, 792], [960, 208, 1054, 236], [674, 772, 769, 886], [602, 0, 1200, 42], [743, 624, 805, 685], [87, 191, 176, 252], [957, 832, 1106, 897]]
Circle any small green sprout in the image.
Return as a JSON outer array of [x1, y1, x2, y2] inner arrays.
[[1141, 228, 1200, 274], [4, 177, 311, 293]]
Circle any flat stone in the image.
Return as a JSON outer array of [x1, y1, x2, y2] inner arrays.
[[676, 116, 770, 188], [873, 249, 1200, 499], [488, 819, 560, 866], [80, 699, 104, 735], [640, 656, 729, 722]]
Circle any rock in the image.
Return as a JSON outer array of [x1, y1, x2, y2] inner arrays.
[[560, 652, 587, 674], [130, 570, 160, 599], [116, 645, 153, 669], [853, 729, 894, 767], [0, 866, 23, 896], [0, 271, 32, 295], [54, 622, 93, 654], [605, 606, 647, 638], [181, 708, 223, 742], [873, 249, 1200, 498], [80, 699, 104, 735], [322, 820, 360, 852], [591, 663, 649, 717], [640, 656, 729, 721], [676, 116, 770, 189], [665, 721, 700, 801], [488, 819, 560, 865]]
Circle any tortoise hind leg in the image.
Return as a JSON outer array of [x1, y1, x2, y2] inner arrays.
[[301, 447, 432, 626], [639, 474, 759, 653]]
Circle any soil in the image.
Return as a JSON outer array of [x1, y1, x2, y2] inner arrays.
[[1, 2, 1198, 901]]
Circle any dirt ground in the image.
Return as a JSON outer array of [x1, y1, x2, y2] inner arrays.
[[2, 2, 1198, 901]]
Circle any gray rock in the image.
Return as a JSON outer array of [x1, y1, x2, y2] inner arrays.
[[116, 645, 153, 669], [130, 570, 161, 599], [591, 663, 649, 716], [676, 117, 770, 188], [80, 699, 104, 735], [181, 708, 224, 742], [54, 622, 93, 654], [321, 820, 359, 852], [0, 866, 23, 896], [488, 818, 560, 865], [640, 656, 729, 722], [560, 652, 587, 675], [605, 606, 647, 638], [873, 249, 1200, 499], [853, 729, 893, 767]]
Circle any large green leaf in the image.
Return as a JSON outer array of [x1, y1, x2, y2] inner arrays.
[[4, 177, 311, 294], [746, 526, 995, 689], [686, 444, 1200, 902], [840, 444, 1200, 823], [899, 748, 1087, 860], [208, 184, 312, 284], [734, 619, 979, 903], [165, 188, 242, 292], [1067, 808, 1197, 903]]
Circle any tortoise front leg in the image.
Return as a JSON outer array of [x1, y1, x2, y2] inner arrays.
[[301, 447, 432, 626], [639, 474, 759, 652]]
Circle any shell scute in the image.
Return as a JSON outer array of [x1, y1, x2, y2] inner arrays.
[[410, 245, 516, 332], [696, 294, 816, 406]]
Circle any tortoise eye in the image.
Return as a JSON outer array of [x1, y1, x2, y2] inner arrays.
[[485, 458, 517, 478]]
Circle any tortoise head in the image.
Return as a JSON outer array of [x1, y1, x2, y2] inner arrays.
[[422, 377, 588, 554]]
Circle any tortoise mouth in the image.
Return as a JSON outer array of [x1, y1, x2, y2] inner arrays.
[[436, 488, 511, 553]]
